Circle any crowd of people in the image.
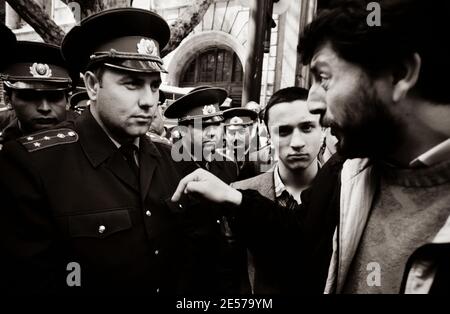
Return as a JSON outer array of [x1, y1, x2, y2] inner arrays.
[[0, 0, 449, 295]]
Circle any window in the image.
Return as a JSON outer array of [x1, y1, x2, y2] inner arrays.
[[180, 47, 243, 106]]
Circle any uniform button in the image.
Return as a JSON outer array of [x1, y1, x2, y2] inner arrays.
[[154, 250, 159, 255], [98, 225, 106, 234], [216, 219, 221, 224], [156, 288, 160, 293], [145, 210, 151, 217], [178, 204, 183, 209]]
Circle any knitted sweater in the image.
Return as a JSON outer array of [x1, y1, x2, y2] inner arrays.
[[342, 159, 450, 293]]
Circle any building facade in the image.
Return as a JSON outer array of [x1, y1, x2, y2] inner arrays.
[[2, 0, 317, 108]]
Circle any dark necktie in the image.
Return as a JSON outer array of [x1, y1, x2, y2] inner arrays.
[[276, 190, 299, 211], [196, 160, 210, 171], [232, 148, 243, 172], [119, 143, 139, 178]]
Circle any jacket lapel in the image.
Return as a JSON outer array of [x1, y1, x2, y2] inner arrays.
[[139, 137, 160, 202], [259, 171, 276, 201], [105, 149, 140, 192], [76, 110, 140, 193]]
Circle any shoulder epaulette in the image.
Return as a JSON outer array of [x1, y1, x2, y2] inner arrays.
[[18, 128, 78, 152]]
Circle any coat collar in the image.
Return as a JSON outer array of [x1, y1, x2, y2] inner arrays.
[[255, 171, 276, 201], [138, 135, 159, 200], [75, 109, 161, 194], [75, 110, 118, 167], [75, 109, 160, 168]]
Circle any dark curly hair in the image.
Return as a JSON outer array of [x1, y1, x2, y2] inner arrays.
[[299, 0, 450, 104]]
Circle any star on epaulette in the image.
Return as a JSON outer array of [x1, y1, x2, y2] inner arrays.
[[18, 128, 78, 152]]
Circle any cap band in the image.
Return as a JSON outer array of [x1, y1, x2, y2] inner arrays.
[[85, 36, 167, 73], [179, 114, 224, 125]]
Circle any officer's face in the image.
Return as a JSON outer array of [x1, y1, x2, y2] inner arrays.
[[268, 100, 322, 172], [89, 68, 161, 142], [8, 89, 67, 133], [184, 122, 222, 158], [226, 125, 251, 151]]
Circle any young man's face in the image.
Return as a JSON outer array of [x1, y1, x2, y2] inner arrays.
[[8, 89, 67, 133], [268, 100, 322, 172], [91, 67, 161, 141], [307, 42, 400, 159]]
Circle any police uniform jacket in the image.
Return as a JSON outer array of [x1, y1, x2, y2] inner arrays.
[[174, 148, 239, 185], [174, 151, 251, 294], [0, 109, 236, 295], [0, 110, 80, 148]]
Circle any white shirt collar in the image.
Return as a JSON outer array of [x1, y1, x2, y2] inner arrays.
[[409, 138, 450, 167], [273, 163, 301, 204]]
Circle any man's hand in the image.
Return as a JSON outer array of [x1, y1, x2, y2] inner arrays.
[[172, 168, 243, 205]]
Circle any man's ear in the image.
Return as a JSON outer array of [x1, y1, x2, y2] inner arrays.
[[84, 71, 100, 103], [392, 53, 421, 102]]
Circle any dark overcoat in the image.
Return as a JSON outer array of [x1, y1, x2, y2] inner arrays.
[[0, 110, 236, 295]]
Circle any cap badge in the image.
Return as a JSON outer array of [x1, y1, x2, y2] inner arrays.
[[230, 116, 243, 125], [202, 105, 217, 115], [30, 63, 52, 78], [137, 38, 158, 57]]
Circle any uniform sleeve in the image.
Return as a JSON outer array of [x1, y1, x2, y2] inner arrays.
[[229, 153, 344, 253], [230, 189, 306, 253], [227, 155, 344, 293], [0, 141, 63, 293]]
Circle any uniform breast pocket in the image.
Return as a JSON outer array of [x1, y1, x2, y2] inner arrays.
[[68, 208, 132, 239]]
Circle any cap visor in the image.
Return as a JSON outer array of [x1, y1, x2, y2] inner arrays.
[[180, 114, 224, 125], [104, 59, 168, 73], [4, 80, 70, 91]]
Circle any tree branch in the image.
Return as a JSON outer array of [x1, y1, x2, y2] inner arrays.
[[8, 0, 213, 57], [161, 0, 214, 57], [6, 0, 65, 45]]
